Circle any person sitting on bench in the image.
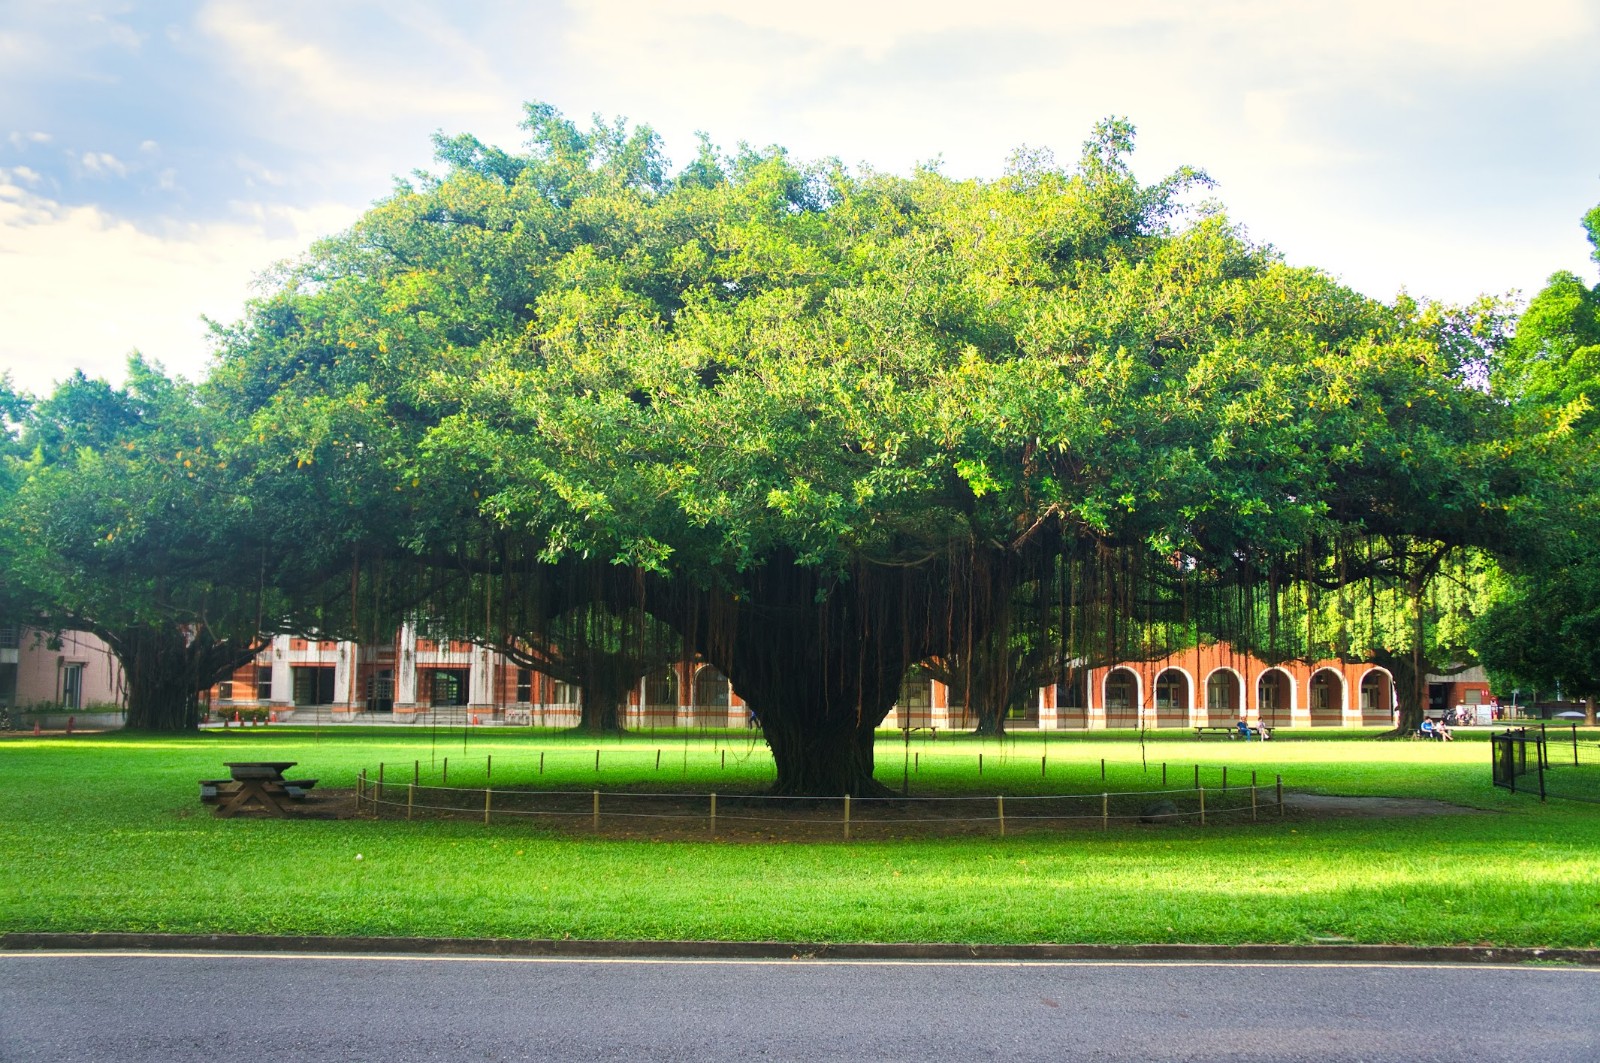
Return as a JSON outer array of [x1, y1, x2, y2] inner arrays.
[[1257, 723, 1272, 741], [1420, 719, 1437, 739], [1434, 718, 1453, 741], [1237, 718, 1252, 740]]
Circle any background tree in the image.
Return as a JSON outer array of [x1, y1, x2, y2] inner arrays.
[[2, 359, 277, 730], [1476, 203, 1600, 723]]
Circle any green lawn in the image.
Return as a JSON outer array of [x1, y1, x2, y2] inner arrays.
[[2, 726, 1596, 947]]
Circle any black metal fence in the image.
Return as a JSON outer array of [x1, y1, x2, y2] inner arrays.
[[1491, 725, 1600, 803]]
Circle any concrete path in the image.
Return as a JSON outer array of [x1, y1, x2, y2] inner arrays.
[[4, 950, 1597, 1062]]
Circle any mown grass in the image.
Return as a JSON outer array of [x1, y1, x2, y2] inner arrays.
[[2, 726, 1597, 947]]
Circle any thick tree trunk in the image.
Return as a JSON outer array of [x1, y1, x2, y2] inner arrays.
[[575, 663, 634, 734], [1367, 647, 1424, 737], [114, 624, 261, 732], [684, 556, 935, 797]]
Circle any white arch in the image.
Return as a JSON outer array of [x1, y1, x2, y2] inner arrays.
[[1202, 666, 1247, 712], [691, 664, 731, 708], [1357, 666, 1397, 713], [1254, 666, 1299, 715], [1101, 666, 1143, 716], [1152, 665, 1197, 699], [1308, 666, 1348, 714]]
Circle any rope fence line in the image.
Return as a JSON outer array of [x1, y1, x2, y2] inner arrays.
[[353, 757, 1287, 838]]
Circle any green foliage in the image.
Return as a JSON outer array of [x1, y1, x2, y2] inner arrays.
[[1478, 203, 1600, 699]]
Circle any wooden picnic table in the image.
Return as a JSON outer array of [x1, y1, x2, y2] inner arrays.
[[204, 762, 313, 818]]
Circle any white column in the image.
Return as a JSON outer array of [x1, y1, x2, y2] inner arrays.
[[396, 623, 418, 706], [269, 635, 291, 706], [469, 646, 493, 710], [333, 641, 356, 708]]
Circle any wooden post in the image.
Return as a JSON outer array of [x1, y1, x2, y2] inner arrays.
[[1194, 764, 1200, 789], [1162, 762, 1167, 786], [487, 754, 492, 781], [539, 751, 545, 775], [1101, 792, 1108, 831], [408, 782, 415, 820], [378, 762, 385, 803], [1276, 774, 1284, 816], [1199, 785, 1206, 826], [844, 794, 851, 841], [915, 752, 919, 773], [721, 750, 726, 770], [483, 786, 492, 826], [656, 749, 661, 771], [1100, 758, 1106, 780], [357, 770, 365, 814], [593, 790, 600, 830], [414, 759, 419, 787], [1251, 784, 1258, 822], [710, 792, 717, 836], [595, 749, 600, 772], [998, 795, 1006, 837], [442, 757, 448, 784], [1041, 755, 1046, 778], [979, 753, 983, 776], [1222, 766, 1228, 791]]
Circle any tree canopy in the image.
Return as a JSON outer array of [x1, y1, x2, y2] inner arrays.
[[2, 103, 1570, 783]]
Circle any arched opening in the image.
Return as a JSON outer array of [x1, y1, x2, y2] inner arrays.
[[643, 667, 678, 727], [1360, 669, 1393, 726], [1309, 669, 1344, 726], [693, 666, 730, 726], [1104, 667, 1139, 728], [1205, 669, 1241, 722], [1257, 670, 1291, 728], [1154, 668, 1189, 727], [646, 668, 678, 707]]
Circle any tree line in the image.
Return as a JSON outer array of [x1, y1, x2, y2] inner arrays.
[[2, 103, 1597, 794]]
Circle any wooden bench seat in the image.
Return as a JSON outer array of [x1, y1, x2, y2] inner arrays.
[[1195, 726, 1236, 739]]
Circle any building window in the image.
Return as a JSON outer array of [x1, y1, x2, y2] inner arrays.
[[0, 663, 16, 706], [516, 668, 533, 704], [0, 625, 19, 650], [61, 663, 84, 710], [218, 680, 234, 701], [552, 682, 580, 706], [256, 665, 273, 701], [1105, 672, 1135, 711]]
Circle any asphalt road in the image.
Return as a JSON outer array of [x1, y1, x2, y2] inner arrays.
[[2, 952, 1597, 1062]]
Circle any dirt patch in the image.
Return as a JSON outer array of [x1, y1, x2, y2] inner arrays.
[[1280, 792, 1486, 818], [199, 787, 1488, 835]]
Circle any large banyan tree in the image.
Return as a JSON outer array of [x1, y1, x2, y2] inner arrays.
[[207, 103, 1537, 791]]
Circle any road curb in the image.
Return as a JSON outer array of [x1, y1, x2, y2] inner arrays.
[[4, 932, 1598, 966]]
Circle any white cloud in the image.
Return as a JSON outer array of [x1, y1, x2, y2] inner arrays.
[[0, 183, 360, 394], [8, 131, 52, 149], [196, 1, 505, 122], [79, 151, 128, 177]]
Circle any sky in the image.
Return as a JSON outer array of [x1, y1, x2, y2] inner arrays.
[[1, 0, 1597, 396]]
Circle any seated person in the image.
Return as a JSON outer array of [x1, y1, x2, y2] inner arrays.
[[1257, 724, 1272, 741], [1237, 717, 1252, 739], [1420, 718, 1436, 739], [1435, 719, 1453, 741]]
